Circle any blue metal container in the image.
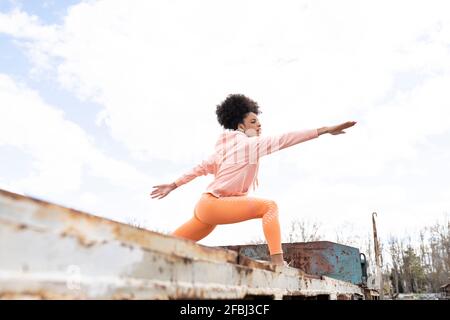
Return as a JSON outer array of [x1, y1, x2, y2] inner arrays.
[[221, 241, 366, 285]]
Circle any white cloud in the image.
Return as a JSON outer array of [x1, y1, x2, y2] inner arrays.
[[0, 74, 150, 199], [2, 1, 450, 162], [0, 8, 57, 39], [0, 8, 60, 72]]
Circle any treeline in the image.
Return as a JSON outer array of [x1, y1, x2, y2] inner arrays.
[[283, 216, 450, 293], [386, 219, 450, 293]]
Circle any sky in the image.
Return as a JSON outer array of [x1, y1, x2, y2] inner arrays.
[[1, 0, 450, 251]]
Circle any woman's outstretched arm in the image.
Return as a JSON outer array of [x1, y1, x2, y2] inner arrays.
[[150, 153, 217, 200], [318, 121, 357, 136], [251, 121, 357, 159], [150, 182, 177, 199]]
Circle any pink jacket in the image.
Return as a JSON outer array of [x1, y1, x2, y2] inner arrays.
[[174, 128, 319, 198]]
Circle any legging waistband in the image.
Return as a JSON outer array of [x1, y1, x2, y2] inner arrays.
[[202, 192, 219, 199]]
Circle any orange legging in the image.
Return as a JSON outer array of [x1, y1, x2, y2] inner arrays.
[[171, 193, 282, 255]]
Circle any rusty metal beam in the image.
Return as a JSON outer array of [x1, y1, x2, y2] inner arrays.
[[0, 189, 369, 300]]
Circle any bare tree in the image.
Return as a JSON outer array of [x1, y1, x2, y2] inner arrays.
[[286, 218, 323, 243], [126, 217, 147, 229], [247, 236, 266, 244]]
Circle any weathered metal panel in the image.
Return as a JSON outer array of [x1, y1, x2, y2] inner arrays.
[[222, 242, 365, 285], [0, 189, 369, 300]]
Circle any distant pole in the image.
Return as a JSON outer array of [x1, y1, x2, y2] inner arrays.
[[393, 268, 399, 297], [372, 212, 384, 299]]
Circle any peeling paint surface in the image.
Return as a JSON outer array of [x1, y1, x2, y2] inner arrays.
[[222, 242, 366, 285], [0, 189, 377, 300]]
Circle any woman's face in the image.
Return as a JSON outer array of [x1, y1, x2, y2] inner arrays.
[[238, 112, 261, 136]]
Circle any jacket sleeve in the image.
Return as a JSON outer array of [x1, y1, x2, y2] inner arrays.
[[173, 153, 217, 187], [248, 129, 319, 159]]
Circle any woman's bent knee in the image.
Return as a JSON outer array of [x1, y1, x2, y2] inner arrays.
[[265, 200, 278, 212]]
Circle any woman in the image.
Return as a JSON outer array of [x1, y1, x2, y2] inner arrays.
[[151, 94, 356, 266]]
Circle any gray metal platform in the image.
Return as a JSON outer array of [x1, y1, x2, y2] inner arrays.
[[0, 189, 378, 300]]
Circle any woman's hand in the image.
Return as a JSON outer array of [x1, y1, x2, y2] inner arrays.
[[325, 121, 357, 135], [150, 183, 177, 199]]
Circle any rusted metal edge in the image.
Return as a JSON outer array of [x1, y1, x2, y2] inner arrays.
[[0, 189, 238, 265], [1, 188, 368, 300]]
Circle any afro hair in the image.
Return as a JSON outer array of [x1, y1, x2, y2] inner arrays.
[[215, 94, 261, 130]]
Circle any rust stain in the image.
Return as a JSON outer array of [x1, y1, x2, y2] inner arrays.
[[1, 189, 38, 202], [112, 224, 148, 246], [6, 189, 119, 237], [60, 227, 97, 248], [170, 286, 209, 300], [0, 290, 81, 300], [237, 255, 275, 272], [111, 292, 135, 300], [289, 250, 334, 275], [236, 265, 254, 278], [0, 217, 46, 233], [112, 223, 238, 265], [34, 204, 108, 228], [120, 242, 134, 250], [181, 256, 193, 265]]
